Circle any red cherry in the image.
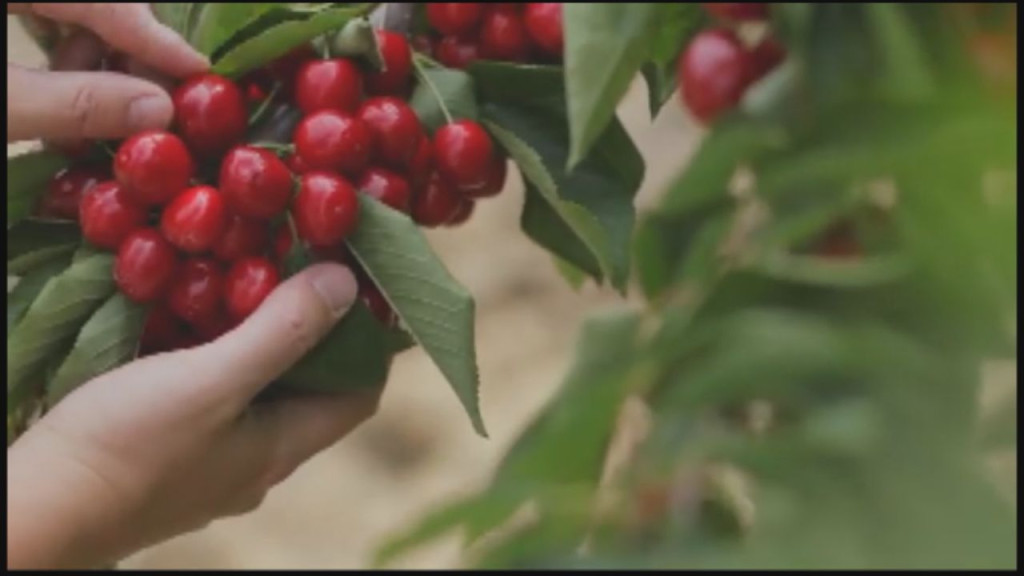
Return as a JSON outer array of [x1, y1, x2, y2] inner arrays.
[[409, 136, 434, 190], [39, 166, 105, 220], [79, 181, 148, 250], [427, 3, 484, 36], [114, 228, 179, 303], [465, 154, 507, 199], [412, 173, 463, 227], [284, 152, 313, 175], [524, 3, 564, 57], [490, 3, 522, 13], [160, 185, 228, 254], [357, 97, 423, 171], [167, 258, 224, 325], [293, 172, 360, 247], [219, 146, 293, 219], [192, 308, 237, 341], [678, 29, 752, 124], [703, 3, 769, 22], [367, 30, 413, 96], [224, 257, 280, 321], [294, 58, 364, 114], [433, 120, 494, 193], [446, 199, 475, 227], [273, 225, 295, 264], [265, 44, 318, 98], [168, 331, 204, 351], [435, 35, 481, 69], [357, 168, 411, 213], [479, 9, 530, 62], [747, 37, 787, 83], [114, 130, 194, 206], [213, 214, 270, 261], [293, 111, 373, 175], [172, 74, 247, 157], [140, 304, 185, 355], [359, 280, 396, 327]]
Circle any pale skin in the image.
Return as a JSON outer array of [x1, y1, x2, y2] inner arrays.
[[7, 4, 380, 569]]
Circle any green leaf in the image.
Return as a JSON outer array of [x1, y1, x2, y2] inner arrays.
[[641, 62, 678, 120], [7, 150, 68, 227], [552, 255, 587, 291], [46, 293, 146, 405], [519, 182, 603, 283], [330, 16, 383, 68], [864, 4, 936, 101], [346, 197, 486, 436], [212, 4, 375, 78], [7, 254, 116, 415], [7, 219, 81, 276], [410, 61, 478, 133], [152, 3, 197, 37], [191, 3, 286, 56], [640, 3, 703, 117], [7, 257, 72, 334], [563, 3, 656, 169]]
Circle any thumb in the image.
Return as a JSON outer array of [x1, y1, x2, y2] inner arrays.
[[184, 263, 358, 410]]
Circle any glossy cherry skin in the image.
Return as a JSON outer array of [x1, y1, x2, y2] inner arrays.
[[294, 58, 364, 114], [435, 35, 481, 69], [357, 97, 423, 171], [79, 181, 148, 250], [40, 166, 105, 220], [446, 198, 475, 227], [273, 225, 294, 264], [293, 172, 360, 247], [479, 9, 530, 62], [284, 152, 313, 175], [167, 258, 225, 325], [433, 120, 494, 193], [359, 280, 396, 327], [139, 304, 185, 355], [160, 185, 228, 254], [213, 214, 270, 261], [224, 257, 280, 321], [747, 37, 786, 83], [357, 168, 411, 213], [524, 3, 564, 57], [218, 146, 294, 219], [427, 3, 483, 36], [678, 29, 751, 124], [172, 74, 247, 156], [702, 3, 768, 22], [409, 136, 435, 190], [293, 111, 373, 175], [465, 154, 507, 199], [114, 130, 194, 206], [367, 30, 413, 96], [115, 228, 179, 303], [412, 173, 463, 227]]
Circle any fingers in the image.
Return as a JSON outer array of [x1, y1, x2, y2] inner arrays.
[[6, 65, 174, 142], [184, 263, 358, 408], [26, 3, 209, 78]]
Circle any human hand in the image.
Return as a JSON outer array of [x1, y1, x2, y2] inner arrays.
[[6, 3, 209, 143], [7, 264, 381, 569]]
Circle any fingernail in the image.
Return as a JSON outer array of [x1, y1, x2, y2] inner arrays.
[[307, 264, 358, 317], [127, 94, 171, 131]]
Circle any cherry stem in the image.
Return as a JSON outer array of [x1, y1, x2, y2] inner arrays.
[[412, 55, 454, 125], [250, 141, 295, 156], [247, 82, 283, 127]]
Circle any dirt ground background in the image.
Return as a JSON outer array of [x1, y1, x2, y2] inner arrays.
[[7, 16, 700, 569]]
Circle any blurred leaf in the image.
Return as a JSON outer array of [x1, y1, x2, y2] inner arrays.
[[7, 219, 80, 276], [152, 3, 197, 37], [7, 150, 68, 227], [7, 256, 71, 333], [519, 182, 603, 283], [640, 3, 703, 117], [864, 4, 936, 101], [347, 197, 486, 436], [191, 3, 285, 55], [331, 16, 382, 68], [748, 252, 912, 289], [641, 63, 678, 120], [563, 3, 655, 168], [410, 61, 478, 133], [552, 255, 587, 291], [46, 293, 146, 405]]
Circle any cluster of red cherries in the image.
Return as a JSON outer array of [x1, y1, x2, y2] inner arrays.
[[415, 3, 564, 68], [39, 28, 509, 356], [678, 3, 786, 124]]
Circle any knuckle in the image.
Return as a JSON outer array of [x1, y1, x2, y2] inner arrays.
[[69, 84, 99, 135], [281, 302, 322, 353]]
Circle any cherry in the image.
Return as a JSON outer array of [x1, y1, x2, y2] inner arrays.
[[357, 168, 411, 213], [294, 58, 364, 115], [273, 225, 295, 264], [524, 3, 564, 57], [193, 308, 236, 341], [140, 304, 185, 355], [359, 280, 396, 327], [168, 331, 204, 351], [293, 111, 373, 175], [167, 258, 224, 325], [224, 257, 280, 321], [412, 173, 463, 227], [114, 130, 194, 206], [433, 120, 494, 193], [427, 3, 484, 36], [284, 152, 313, 175], [435, 35, 481, 69], [293, 172, 360, 247], [446, 198, 475, 227], [480, 9, 530, 62], [213, 214, 270, 261], [678, 29, 751, 124], [357, 97, 423, 171], [39, 166, 105, 220], [747, 37, 786, 83], [409, 136, 434, 190], [465, 154, 507, 199], [219, 146, 293, 220], [265, 44, 318, 98], [160, 185, 228, 254], [172, 74, 247, 157], [79, 181, 148, 250], [114, 228, 179, 303], [702, 3, 768, 22], [367, 30, 413, 96], [245, 82, 269, 104]]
